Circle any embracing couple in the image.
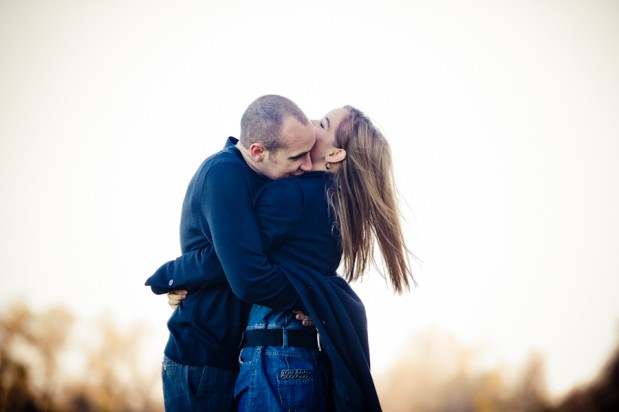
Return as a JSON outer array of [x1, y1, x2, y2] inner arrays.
[[146, 95, 415, 411]]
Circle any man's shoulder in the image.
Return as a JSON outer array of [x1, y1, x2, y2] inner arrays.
[[201, 145, 250, 176], [186, 137, 265, 198], [207, 149, 243, 166], [191, 146, 265, 195]]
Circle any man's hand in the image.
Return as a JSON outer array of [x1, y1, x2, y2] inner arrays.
[[293, 310, 314, 327], [168, 290, 188, 309]]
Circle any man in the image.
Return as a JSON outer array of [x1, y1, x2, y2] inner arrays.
[[146, 95, 315, 411]]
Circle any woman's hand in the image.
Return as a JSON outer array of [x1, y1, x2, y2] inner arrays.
[[293, 310, 314, 327]]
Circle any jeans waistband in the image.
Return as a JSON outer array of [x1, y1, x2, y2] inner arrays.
[[240, 328, 320, 350]]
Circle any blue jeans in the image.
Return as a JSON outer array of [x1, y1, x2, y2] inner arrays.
[[162, 355, 237, 412], [234, 346, 330, 412]]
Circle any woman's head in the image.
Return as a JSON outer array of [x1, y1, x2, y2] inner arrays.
[[310, 107, 348, 170], [318, 106, 416, 293], [310, 106, 394, 178]]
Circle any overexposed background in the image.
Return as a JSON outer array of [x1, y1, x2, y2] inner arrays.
[[1, 0, 618, 405]]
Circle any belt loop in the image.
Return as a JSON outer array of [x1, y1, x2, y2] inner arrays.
[[238, 331, 245, 349], [282, 328, 288, 347]]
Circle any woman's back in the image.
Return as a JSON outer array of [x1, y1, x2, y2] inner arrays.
[[254, 171, 341, 278], [236, 171, 340, 412]]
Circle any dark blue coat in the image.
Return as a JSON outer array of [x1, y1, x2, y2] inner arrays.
[[253, 172, 382, 411]]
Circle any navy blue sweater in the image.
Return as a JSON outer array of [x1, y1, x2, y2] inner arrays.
[[146, 137, 302, 369]]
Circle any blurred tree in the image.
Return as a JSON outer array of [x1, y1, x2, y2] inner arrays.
[[0, 303, 74, 384], [508, 351, 553, 412], [2, 301, 616, 412], [75, 314, 161, 411], [376, 330, 554, 412], [0, 301, 162, 412], [0, 350, 40, 411], [556, 336, 619, 412]]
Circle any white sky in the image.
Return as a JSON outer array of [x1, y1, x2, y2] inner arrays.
[[1, 0, 618, 398]]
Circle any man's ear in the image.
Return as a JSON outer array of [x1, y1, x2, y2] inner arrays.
[[249, 143, 266, 162], [326, 148, 347, 164]]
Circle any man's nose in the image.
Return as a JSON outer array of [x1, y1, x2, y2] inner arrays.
[[300, 153, 313, 171]]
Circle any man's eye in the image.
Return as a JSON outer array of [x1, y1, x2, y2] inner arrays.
[[319, 122, 325, 129]]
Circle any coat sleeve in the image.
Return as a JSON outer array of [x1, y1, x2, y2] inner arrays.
[[144, 246, 225, 294], [201, 162, 302, 310]]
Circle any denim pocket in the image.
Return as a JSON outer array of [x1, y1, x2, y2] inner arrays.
[[277, 368, 316, 410], [187, 364, 208, 398], [189, 364, 237, 400]]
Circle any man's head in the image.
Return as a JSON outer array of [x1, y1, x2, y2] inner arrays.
[[239, 95, 315, 179]]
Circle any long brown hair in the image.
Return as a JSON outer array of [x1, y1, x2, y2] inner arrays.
[[327, 106, 416, 293]]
